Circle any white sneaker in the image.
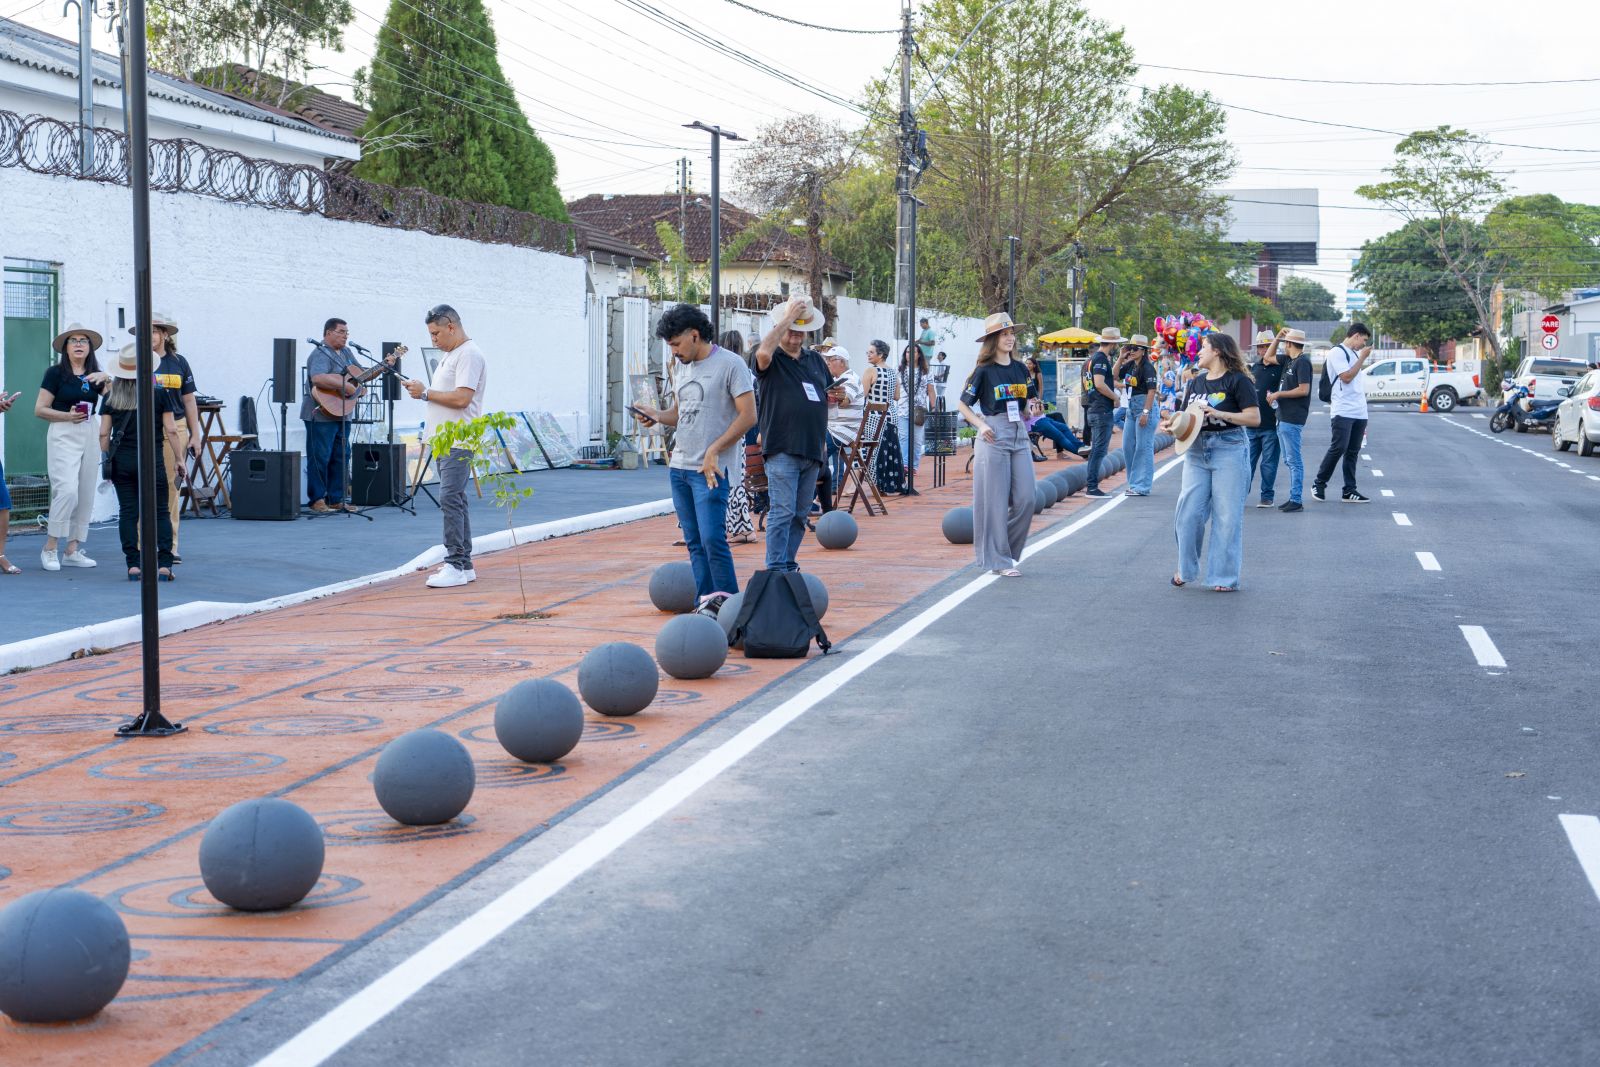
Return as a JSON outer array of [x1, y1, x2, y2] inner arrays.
[[426, 564, 476, 588], [40, 548, 60, 572], [62, 551, 97, 568]]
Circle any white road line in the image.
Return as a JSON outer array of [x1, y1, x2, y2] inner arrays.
[[1393, 512, 1412, 526], [1361, 453, 1373, 459], [1380, 489, 1395, 497], [1559, 815, 1600, 907], [1460, 625, 1506, 668], [1416, 551, 1441, 571], [1590, 476, 1600, 482], [1371, 469, 1384, 477], [1471, 413, 1485, 419], [248, 459, 1184, 1067], [1558, 463, 1572, 469]]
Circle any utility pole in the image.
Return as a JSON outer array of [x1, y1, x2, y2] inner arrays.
[[67, 0, 96, 174], [1071, 242, 1085, 328], [1005, 235, 1018, 319], [677, 156, 688, 300], [893, 0, 929, 495], [1109, 281, 1118, 335], [684, 122, 743, 334]]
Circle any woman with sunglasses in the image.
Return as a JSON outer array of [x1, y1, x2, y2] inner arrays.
[[35, 323, 110, 571]]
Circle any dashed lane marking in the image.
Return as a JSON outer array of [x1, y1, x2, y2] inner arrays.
[[1361, 453, 1373, 459], [1460, 625, 1506, 668], [1393, 512, 1412, 526], [1471, 414, 1486, 419], [1416, 551, 1441, 571], [1371, 469, 1384, 477], [1380, 489, 1395, 497], [1559, 815, 1600, 907]]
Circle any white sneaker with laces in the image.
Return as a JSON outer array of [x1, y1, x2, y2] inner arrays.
[[426, 564, 476, 588], [62, 551, 97, 568], [40, 548, 60, 572]]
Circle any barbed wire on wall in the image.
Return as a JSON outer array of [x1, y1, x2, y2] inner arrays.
[[0, 109, 577, 257]]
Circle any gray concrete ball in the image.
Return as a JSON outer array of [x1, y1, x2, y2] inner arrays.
[[1039, 480, 1060, 507], [655, 613, 729, 679], [942, 506, 974, 544], [1033, 483, 1049, 514], [815, 510, 858, 550], [717, 590, 744, 647], [1063, 465, 1088, 494], [578, 641, 659, 717], [200, 797, 327, 910], [649, 560, 698, 613], [802, 571, 829, 619], [494, 679, 584, 763], [373, 729, 476, 826], [0, 888, 130, 1023]]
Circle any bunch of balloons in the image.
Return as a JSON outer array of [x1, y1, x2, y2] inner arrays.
[[1153, 312, 1216, 364]]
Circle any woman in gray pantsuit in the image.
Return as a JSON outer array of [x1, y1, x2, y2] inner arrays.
[[958, 313, 1036, 577]]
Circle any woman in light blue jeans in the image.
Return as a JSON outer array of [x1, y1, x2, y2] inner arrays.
[[1163, 333, 1260, 592]]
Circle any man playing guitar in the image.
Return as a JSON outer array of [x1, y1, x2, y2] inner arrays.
[[299, 318, 399, 513]]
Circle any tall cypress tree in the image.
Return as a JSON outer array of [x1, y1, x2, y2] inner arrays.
[[356, 0, 566, 222]]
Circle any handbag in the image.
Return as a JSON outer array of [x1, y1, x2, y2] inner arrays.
[[101, 409, 134, 481]]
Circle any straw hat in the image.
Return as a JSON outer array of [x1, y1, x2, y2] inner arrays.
[[1169, 408, 1203, 454], [772, 298, 824, 334], [109, 344, 140, 380], [975, 312, 1023, 341], [127, 311, 179, 336], [1281, 328, 1310, 347], [1253, 330, 1276, 347], [1126, 333, 1151, 349], [52, 322, 103, 355], [1097, 326, 1124, 344], [816, 335, 838, 351]]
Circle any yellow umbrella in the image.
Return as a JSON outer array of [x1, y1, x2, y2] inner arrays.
[[1037, 327, 1098, 345]]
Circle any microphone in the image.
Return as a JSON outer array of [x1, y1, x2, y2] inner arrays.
[[350, 342, 372, 355], [304, 337, 322, 347]]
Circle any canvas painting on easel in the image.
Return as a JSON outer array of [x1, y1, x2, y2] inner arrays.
[[522, 411, 578, 469], [497, 419, 547, 472]]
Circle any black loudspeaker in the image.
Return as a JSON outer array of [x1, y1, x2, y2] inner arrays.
[[231, 451, 300, 520], [349, 443, 406, 507], [381, 341, 403, 402], [271, 339, 297, 404]]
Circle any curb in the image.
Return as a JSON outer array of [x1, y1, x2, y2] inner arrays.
[[0, 498, 675, 674]]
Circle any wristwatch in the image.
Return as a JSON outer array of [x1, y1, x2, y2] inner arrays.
[[421, 387, 430, 402]]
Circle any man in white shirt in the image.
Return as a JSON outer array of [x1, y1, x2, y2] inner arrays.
[[823, 347, 863, 496], [404, 304, 488, 587], [1312, 322, 1372, 503]]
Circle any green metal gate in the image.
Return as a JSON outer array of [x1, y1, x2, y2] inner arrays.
[[3, 261, 58, 479]]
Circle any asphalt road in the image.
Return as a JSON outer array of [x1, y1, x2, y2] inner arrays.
[[185, 408, 1600, 1067]]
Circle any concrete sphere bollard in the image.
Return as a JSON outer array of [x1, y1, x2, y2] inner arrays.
[[717, 590, 745, 648], [815, 510, 858, 550], [1047, 470, 1071, 494], [1063, 465, 1089, 495], [200, 797, 326, 910], [0, 888, 130, 1023], [649, 561, 698, 614], [1033, 484, 1049, 514], [373, 729, 476, 826], [655, 613, 729, 680], [802, 572, 829, 619], [578, 641, 659, 717], [1039, 480, 1060, 507], [942, 506, 974, 544], [494, 679, 584, 764]]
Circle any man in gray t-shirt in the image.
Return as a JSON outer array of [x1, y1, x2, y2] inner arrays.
[[301, 317, 363, 511], [634, 304, 756, 607]]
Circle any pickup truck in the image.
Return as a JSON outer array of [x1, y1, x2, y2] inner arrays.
[[1513, 356, 1588, 402], [1355, 355, 1483, 412]]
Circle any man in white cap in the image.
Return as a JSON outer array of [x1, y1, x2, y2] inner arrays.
[[1083, 327, 1122, 496], [754, 298, 832, 571]]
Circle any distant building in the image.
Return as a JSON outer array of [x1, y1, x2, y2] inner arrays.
[[1217, 188, 1321, 348]]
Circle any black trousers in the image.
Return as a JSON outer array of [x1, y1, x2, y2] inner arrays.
[[112, 450, 174, 568], [1314, 416, 1367, 495]]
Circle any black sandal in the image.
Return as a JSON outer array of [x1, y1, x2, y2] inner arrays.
[[1171, 574, 1186, 587], [158, 567, 175, 582]]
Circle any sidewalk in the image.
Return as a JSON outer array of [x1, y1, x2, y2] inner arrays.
[[0, 466, 671, 648]]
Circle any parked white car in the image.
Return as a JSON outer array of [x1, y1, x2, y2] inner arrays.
[[1514, 357, 1588, 402], [1357, 356, 1482, 412], [1551, 369, 1600, 456]]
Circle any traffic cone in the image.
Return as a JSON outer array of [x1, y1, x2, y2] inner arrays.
[[1418, 390, 1429, 413]]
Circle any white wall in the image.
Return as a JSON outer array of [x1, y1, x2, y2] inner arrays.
[[830, 296, 988, 404], [0, 166, 591, 451]]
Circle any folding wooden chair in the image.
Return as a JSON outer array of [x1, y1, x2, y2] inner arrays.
[[842, 401, 890, 516]]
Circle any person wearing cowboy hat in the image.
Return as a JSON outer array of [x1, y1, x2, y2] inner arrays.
[[753, 297, 832, 572], [1246, 328, 1288, 509], [1265, 327, 1315, 511], [35, 323, 112, 571], [1118, 334, 1158, 496], [1082, 326, 1122, 496], [100, 344, 182, 581], [957, 312, 1036, 576], [131, 312, 201, 560]]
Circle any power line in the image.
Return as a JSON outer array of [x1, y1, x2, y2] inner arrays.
[[1209, 98, 1600, 156], [1142, 63, 1600, 89], [714, 0, 896, 34]]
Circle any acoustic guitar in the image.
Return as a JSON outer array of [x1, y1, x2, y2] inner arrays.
[[310, 345, 407, 419]]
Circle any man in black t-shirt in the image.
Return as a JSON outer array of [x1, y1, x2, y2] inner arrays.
[[1265, 328, 1314, 511], [753, 298, 832, 572], [1083, 327, 1121, 496], [1247, 332, 1285, 508], [133, 312, 200, 559]]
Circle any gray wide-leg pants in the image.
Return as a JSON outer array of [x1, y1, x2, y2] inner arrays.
[[972, 419, 1033, 570]]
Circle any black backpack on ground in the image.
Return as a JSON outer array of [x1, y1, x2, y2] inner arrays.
[[728, 570, 831, 659]]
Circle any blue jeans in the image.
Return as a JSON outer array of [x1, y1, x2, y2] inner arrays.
[[1122, 405, 1156, 494], [1031, 417, 1082, 454], [1174, 428, 1249, 589], [763, 452, 819, 572], [1276, 421, 1305, 503], [1246, 425, 1280, 503], [669, 466, 736, 597], [304, 418, 349, 505], [1085, 410, 1114, 491]]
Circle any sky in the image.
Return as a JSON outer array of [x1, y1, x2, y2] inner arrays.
[[10, 0, 1599, 309]]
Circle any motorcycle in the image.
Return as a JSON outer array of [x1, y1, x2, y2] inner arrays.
[[1490, 380, 1561, 434]]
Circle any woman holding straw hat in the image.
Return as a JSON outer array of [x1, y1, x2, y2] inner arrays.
[[1160, 333, 1259, 592], [100, 345, 182, 581], [35, 323, 111, 571], [957, 313, 1036, 577]]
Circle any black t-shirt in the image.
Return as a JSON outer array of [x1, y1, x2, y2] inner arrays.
[[40, 363, 103, 413], [103, 391, 177, 453], [1180, 370, 1258, 432], [156, 352, 196, 419], [756, 345, 831, 462], [1084, 350, 1115, 413], [1250, 359, 1285, 431], [960, 359, 1036, 417], [1120, 356, 1156, 400], [1276, 353, 1313, 425]]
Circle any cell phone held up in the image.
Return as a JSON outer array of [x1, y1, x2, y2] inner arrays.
[[627, 404, 655, 427]]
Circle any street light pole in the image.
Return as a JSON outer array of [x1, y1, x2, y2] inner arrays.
[[684, 122, 743, 335], [1005, 235, 1018, 318]]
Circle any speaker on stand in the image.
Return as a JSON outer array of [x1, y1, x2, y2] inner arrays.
[[271, 338, 296, 450], [381, 341, 402, 444]]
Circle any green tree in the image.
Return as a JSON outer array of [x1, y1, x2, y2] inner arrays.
[[1352, 221, 1478, 359], [150, 0, 353, 103], [1277, 276, 1338, 321], [1486, 194, 1600, 300], [356, 0, 565, 221]]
